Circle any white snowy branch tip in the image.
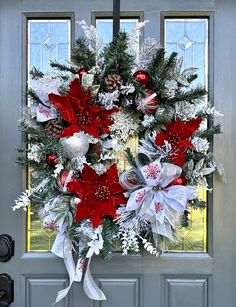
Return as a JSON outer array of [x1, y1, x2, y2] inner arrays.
[[13, 190, 31, 211]]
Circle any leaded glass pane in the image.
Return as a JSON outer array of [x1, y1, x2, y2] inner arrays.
[[165, 18, 208, 252], [96, 18, 139, 52], [27, 19, 71, 252], [28, 20, 71, 78]]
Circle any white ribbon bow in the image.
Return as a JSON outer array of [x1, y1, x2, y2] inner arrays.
[[120, 160, 193, 239], [39, 207, 106, 303]]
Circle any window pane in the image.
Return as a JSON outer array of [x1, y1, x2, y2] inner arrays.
[[96, 18, 139, 52], [27, 19, 71, 252], [28, 19, 71, 79], [164, 18, 208, 252]]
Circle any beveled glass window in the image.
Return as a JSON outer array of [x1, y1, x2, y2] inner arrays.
[[164, 17, 209, 252], [27, 19, 71, 252]]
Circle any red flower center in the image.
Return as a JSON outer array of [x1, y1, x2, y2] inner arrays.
[[94, 185, 111, 200], [77, 113, 92, 127]]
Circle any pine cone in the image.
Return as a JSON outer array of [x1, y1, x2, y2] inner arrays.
[[105, 74, 123, 92], [45, 120, 63, 139]]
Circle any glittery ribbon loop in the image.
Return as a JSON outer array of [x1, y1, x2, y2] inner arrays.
[[120, 159, 193, 239]]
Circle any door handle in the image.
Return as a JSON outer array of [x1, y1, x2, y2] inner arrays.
[[0, 235, 14, 262], [0, 274, 14, 306]]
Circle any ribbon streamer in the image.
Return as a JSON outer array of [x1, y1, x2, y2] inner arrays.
[[52, 235, 106, 304], [39, 207, 106, 303], [120, 159, 193, 238]]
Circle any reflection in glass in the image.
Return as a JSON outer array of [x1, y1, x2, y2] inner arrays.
[[27, 19, 71, 252], [165, 18, 208, 252]]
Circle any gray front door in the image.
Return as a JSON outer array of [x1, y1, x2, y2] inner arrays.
[[0, 1, 235, 306]]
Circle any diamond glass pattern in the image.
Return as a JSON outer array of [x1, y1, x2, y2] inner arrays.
[[165, 18, 208, 252], [27, 19, 71, 252]]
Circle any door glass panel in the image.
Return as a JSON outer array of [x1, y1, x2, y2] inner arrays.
[[27, 17, 208, 253], [27, 19, 71, 252], [96, 18, 140, 53], [164, 18, 208, 252]]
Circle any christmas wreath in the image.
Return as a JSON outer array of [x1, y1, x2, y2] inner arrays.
[[15, 21, 224, 302]]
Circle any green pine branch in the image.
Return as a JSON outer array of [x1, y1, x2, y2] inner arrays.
[[186, 73, 198, 83], [161, 51, 178, 79], [100, 219, 118, 261], [30, 67, 44, 80], [155, 105, 175, 123], [170, 86, 207, 104], [28, 88, 43, 104], [100, 32, 135, 90], [148, 47, 165, 77], [190, 199, 207, 210], [197, 124, 222, 138], [148, 50, 178, 94], [50, 60, 78, 74], [180, 210, 190, 228], [125, 147, 136, 168], [71, 37, 96, 69]]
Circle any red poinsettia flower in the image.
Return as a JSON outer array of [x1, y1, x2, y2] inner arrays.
[[67, 164, 127, 228], [48, 78, 118, 138], [155, 118, 202, 166]]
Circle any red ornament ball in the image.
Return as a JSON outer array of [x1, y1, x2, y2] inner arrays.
[[57, 170, 75, 192], [78, 68, 88, 79], [133, 70, 150, 87], [46, 154, 57, 165], [169, 176, 187, 186]]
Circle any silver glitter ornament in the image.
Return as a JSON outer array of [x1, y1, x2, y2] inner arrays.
[[60, 132, 89, 159]]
